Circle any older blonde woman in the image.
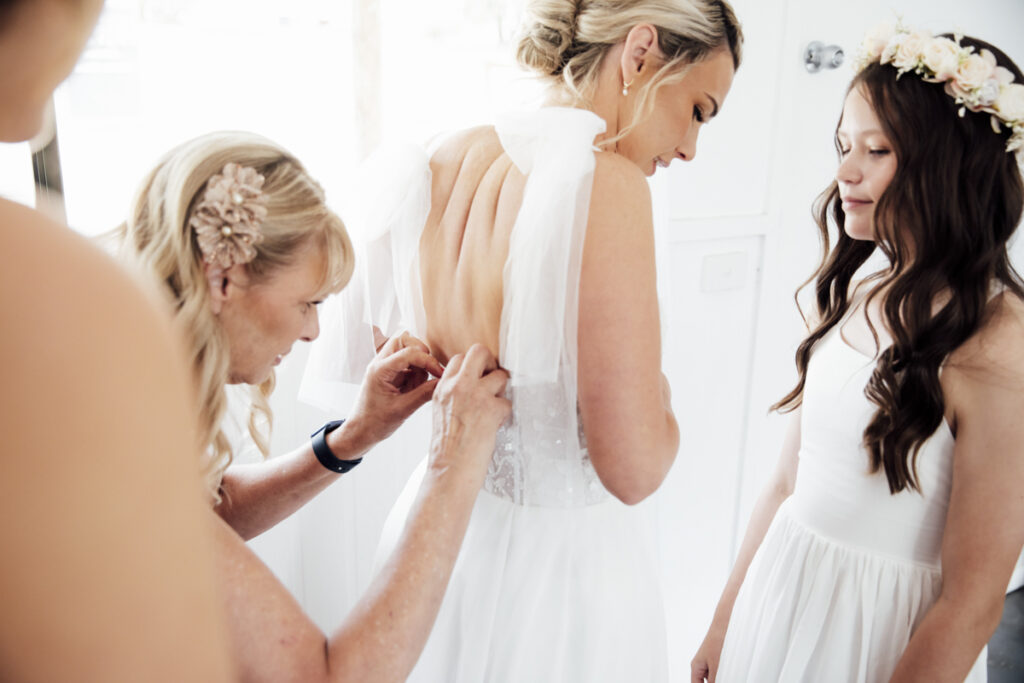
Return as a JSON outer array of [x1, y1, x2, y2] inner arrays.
[[119, 132, 449, 539], [117, 131, 513, 681]]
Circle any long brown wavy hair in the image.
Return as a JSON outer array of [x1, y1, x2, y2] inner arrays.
[[774, 35, 1024, 494]]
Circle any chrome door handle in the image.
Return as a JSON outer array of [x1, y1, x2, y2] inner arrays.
[[804, 41, 844, 72]]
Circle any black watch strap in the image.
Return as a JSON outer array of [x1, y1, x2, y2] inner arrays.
[[311, 419, 362, 473]]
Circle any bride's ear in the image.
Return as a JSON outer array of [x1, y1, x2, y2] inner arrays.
[[204, 262, 247, 315], [621, 23, 663, 81]]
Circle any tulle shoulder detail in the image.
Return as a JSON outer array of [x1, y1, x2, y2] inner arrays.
[[299, 143, 432, 413], [496, 107, 605, 386]]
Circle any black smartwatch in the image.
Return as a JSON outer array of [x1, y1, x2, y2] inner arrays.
[[310, 419, 362, 473]]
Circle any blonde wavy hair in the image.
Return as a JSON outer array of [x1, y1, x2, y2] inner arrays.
[[116, 131, 354, 501], [516, 0, 743, 144]]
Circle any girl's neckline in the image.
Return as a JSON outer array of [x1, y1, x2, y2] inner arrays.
[[834, 284, 890, 359]]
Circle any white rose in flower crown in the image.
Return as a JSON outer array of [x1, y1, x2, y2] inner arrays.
[[892, 30, 930, 71], [995, 83, 1024, 122], [862, 22, 896, 60], [880, 33, 903, 65], [921, 36, 961, 80], [976, 79, 1001, 108], [994, 66, 1015, 86], [949, 50, 998, 101]]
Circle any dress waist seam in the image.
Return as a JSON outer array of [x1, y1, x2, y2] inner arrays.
[[781, 502, 942, 573]]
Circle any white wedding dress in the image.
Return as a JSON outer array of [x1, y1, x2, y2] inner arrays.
[[301, 107, 669, 681], [716, 307, 986, 682]]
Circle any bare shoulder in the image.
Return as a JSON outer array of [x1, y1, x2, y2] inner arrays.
[[0, 198, 177, 337], [579, 152, 654, 268], [592, 150, 650, 202], [944, 289, 1024, 421], [586, 151, 652, 240], [947, 290, 1024, 378], [0, 198, 194, 412], [0, 203, 233, 676], [429, 125, 503, 171], [0, 195, 202, 519]]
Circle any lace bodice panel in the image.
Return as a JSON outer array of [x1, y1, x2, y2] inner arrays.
[[484, 381, 608, 507]]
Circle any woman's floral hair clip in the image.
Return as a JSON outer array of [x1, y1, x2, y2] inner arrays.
[[855, 22, 1024, 157], [189, 162, 268, 269]]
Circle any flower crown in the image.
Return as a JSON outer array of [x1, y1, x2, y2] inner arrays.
[[854, 22, 1024, 157], [189, 162, 268, 269]]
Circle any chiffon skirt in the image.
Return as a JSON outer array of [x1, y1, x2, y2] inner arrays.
[[717, 500, 986, 683], [375, 459, 670, 682]]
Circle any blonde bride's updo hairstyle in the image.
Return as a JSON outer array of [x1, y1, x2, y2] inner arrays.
[[117, 131, 354, 500], [517, 0, 742, 141]]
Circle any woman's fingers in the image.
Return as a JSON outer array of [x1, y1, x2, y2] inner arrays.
[[372, 325, 389, 353], [406, 377, 439, 405], [459, 343, 499, 378], [377, 330, 432, 356], [480, 368, 510, 397], [379, 345, 445, 380]]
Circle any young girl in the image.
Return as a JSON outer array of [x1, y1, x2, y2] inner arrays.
[[692, 25, 1024, 683]]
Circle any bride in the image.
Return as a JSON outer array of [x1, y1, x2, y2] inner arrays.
[[305, 0, 741, 679]]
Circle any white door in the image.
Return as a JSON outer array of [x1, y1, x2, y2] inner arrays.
[[653, 0, 1024, 679]]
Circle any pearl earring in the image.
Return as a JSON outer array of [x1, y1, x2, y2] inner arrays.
[[622, 79, 633, 96]]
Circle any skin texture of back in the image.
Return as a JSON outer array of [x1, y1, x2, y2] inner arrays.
[[0, 198, 235, 681], [420, 127, 525, 364]]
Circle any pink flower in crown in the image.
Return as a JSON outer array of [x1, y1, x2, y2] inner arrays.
[[190, 162, 268, 269]]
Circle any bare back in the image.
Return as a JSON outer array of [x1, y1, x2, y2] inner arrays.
[[419, 127, 525, 365]]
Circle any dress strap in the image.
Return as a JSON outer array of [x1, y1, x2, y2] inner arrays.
[[495, 107, 605, 386]]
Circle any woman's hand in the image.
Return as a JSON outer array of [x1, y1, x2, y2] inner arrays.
[[344, 331, 445, 451], [691, 625, 726, 682], [428, 344, 511, 483]]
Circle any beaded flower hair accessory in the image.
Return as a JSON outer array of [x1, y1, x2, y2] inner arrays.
[[854, 22, 1024, 157], [189, 162, 268, 269]]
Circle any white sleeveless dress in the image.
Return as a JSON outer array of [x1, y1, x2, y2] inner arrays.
[[301, 107, 669, 682], [716, 315, 986, 682]]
